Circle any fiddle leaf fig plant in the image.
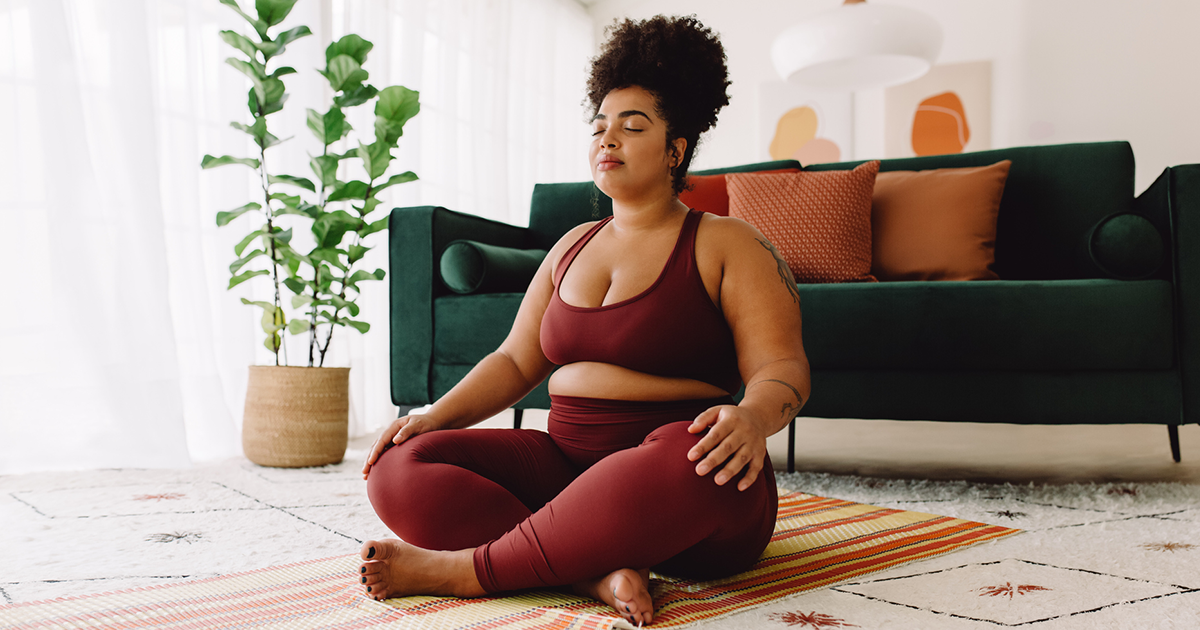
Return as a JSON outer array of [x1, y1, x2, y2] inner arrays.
[[201, 0, 420, 368]]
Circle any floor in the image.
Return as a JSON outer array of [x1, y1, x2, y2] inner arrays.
[[351, 411, 1200, 485]]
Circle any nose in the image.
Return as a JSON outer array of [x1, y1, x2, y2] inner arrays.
[[597, 126, 619, 149]]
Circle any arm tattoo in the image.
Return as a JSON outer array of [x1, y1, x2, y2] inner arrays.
[[749, 379, 806, 421], [755, 238, 801, 308]]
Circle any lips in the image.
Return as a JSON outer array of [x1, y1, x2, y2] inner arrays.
[[597, 155, 624, 170]]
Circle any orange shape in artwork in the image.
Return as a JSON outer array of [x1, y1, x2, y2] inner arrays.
[[770, 106, 819, 160], [911, 91, 970, 156], [792, 137, 841, 166]]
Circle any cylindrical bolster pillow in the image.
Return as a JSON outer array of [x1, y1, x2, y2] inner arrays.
[[1086, 212, 1165, 280], [439, 240, 548, 294]]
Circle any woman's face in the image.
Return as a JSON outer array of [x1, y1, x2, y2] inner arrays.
[[589, 86, 685, 202]]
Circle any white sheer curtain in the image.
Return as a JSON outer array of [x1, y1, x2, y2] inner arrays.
[[0, 0, 594, 475]]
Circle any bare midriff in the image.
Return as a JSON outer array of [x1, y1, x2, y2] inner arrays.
[[548, 361, 731, 401]]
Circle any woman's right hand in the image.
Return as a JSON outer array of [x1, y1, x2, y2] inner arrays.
[[361, 414, 436, 480]]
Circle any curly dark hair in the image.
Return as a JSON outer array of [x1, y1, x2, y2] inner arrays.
[[585, 15, 731, 197]]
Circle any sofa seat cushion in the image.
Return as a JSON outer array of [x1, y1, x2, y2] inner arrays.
[[799, 279, 1174, 371]]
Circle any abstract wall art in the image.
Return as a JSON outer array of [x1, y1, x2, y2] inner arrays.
[[759, 81, 853, 165], [884, 60, 992, 158]]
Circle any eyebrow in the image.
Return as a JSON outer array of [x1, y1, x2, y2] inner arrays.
[[591, 110, 652, 124]]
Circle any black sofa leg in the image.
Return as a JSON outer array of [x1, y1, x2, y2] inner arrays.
[[513, 408, 524, 430], [1168, 424, 1181, 463], [397, 405, 420, 419], [787, 419, 796, 473]]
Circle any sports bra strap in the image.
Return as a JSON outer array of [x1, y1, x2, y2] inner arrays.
[[553, 216, 614, 286]]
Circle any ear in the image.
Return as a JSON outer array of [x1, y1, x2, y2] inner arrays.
[[670, 137, 688, 167]]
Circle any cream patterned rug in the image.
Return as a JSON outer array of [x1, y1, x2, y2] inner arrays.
[[2, 450, 1198, 628]]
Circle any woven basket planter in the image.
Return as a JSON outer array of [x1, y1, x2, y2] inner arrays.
[[242, 366, 350, 468]]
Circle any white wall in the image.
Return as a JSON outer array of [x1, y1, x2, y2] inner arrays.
[[586, 0, 1200, 194]]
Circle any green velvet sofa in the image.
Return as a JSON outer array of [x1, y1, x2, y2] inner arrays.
[[388, 141, 1196, 467]]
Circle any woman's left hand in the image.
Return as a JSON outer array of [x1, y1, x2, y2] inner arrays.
[[686, 405, 770, 491]]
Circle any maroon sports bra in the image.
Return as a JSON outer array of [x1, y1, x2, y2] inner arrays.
[[540, 208, 741, 394]]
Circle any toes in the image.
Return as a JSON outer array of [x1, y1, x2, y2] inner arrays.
[[360, 540, 380, 561], [361, 560, 384, 575]]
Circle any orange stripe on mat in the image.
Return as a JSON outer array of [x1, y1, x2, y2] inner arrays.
[[0, 491, 1019, 630]]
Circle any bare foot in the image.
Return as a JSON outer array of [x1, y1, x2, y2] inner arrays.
[[359, 538, 485, 600], [573, 568, 654, 626]]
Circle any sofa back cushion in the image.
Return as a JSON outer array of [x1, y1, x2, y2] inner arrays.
[[807, 141, 1136, 280], [526, 159, 801, 251], [871, 160, 1011, 281]]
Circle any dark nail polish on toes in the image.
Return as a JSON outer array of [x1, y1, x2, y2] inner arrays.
[[361, 577, 366, 584], [360, 566, 366, 573], [625, 605, 631, 612], [367, 547, 376, 559], [367, 586, 372, 593]]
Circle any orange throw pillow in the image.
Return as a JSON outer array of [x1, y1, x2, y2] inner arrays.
[[871, 160, 1012, 281], [680, 168, 800, 216], [727, 161, 881, 283]]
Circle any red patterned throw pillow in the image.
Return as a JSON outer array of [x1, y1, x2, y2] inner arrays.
[[727, 160, 881, 283]]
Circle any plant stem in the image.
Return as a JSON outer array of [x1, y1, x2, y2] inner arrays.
[[259, 137, 286, 367]]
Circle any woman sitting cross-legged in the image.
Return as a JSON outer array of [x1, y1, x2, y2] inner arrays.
[[359, 14, 811, 626]]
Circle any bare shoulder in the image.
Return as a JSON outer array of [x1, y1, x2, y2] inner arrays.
[[695, 213, 777, 265], [547, 220, 602, 278]]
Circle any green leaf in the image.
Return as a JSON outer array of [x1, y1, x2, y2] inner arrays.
[[269, 66, 297, 79], [325, 34, 373, 65], [320, 54, 369, 92], [219, 30, 259, 60], [217, 202, 262, 227], [234, 228, 265, 256], [307, 106, 348, 146], [343, 319, 370, 334], [291, 294, 314, 309], [310, 246, 350, 271], [374, 86, 420, 144], [374, 170, 418, 192], [348, 244, 370, 263], [345, 269, 382, 291], [257, 77, 286, 108], [230, 249, 265, 274], [272, 202, 320, 219], [261, 303, 286, 334], [269, 192, 302, 208], [268, 174, 315, 192], [360, 215, 388, 237], [228, 268, 270, 289], [201, 154, 260, 170], [353, 196, 382, 217], [328, 295, 359, 317], [219, 0, 268, 39], [287, 319, 310, 334], [254, 0, 298, 27], [269, 25, 312, 57], [310, 155, 339, 188], [326, 179, 370, 202], [333, 83, 378, 108], [286, 256, 301, 276], [248, 86, 288, 117], [264, 331, 281, 353], [240, 297, 274, 309], [373, 267, 386, 280], [284, 276, 308, 295], [357, 141, 392, 181], [225, 57, 266, 82], [267, 226, 293, 245], [229, 118, 281, 150]]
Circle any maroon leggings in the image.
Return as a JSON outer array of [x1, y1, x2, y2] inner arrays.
[[365, 395, 777, 593]]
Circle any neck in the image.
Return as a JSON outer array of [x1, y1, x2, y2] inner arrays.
[[609, 189, 690, 234]]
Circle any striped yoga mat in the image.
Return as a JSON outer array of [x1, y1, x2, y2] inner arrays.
[[0, 492, 1019, 629]]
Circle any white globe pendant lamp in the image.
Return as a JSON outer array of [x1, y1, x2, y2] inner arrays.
[[772, 0, 943, 90]]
